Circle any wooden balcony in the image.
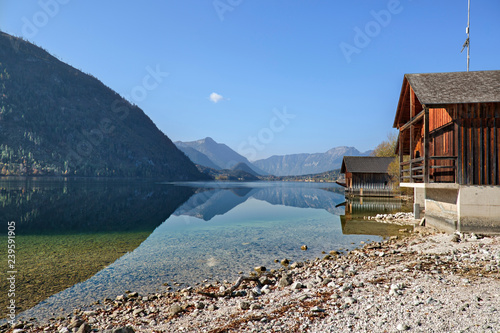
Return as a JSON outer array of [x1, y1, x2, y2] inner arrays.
[[400, 156, 457, 183]]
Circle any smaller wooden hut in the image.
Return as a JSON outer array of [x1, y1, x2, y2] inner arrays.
[[340, 156, 395, 197]]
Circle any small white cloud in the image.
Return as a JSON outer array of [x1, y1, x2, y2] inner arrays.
[[209, 92, 224, 103]]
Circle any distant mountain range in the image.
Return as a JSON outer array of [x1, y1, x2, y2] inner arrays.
[[175, 137, 267, 175], [176, 137, 372, 177], [253, 147, 373, 176], [0, 31, 204, 180]]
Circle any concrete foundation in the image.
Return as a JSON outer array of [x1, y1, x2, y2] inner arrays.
[[414, 187, 426, 207], [458, 186, 500, 233], [401, 183, 500, 234]]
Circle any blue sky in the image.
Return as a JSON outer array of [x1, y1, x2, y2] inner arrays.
[[1, 1, 499, 160]]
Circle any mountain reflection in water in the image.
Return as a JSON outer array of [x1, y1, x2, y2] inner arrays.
[[10, 181, 395, 323], [172, 182, 346, 221]]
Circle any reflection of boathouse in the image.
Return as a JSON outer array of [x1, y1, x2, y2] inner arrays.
[[340, 197, 411, 236], [393, 70, 500, 233], [344, 197, 404, 217], [340, 156, 395, 197]]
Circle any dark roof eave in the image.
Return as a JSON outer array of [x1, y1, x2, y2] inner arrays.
[[340, 158, 347, 174], [422, 100, 500, 108], [393, 76, 409, 129]]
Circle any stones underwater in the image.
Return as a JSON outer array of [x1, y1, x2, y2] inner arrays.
[[254, 266, 266, 274]]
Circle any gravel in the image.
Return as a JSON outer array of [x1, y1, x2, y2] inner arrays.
[[7, 226, 500, 333]]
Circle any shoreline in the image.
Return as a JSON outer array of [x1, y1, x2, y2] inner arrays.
[[5, 224, 500, 333]]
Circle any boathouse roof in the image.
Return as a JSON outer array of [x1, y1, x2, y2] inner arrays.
[[404, 70, 500, 106], [394, 70, 500, 129], [341, 156, 394, 174]]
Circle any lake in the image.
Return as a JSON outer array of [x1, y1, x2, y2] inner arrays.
[[0, 179, 410, 322]]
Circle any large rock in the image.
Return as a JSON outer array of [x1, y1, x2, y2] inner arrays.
[[68, 318, 84, 329], [127, 292, 139, 298], [207, 304, 218, 311], [254, 266, 266, 274], [259, 276, 273, 285], [238, 301, 250, 310], [169, 304, 183, 316], [278, 274, 293, 287], [76, 323, 91, 333], [132, 308, 143, 317]]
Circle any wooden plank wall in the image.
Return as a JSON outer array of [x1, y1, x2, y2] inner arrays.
[[351, 173, 391, 189], [430, 108, 453, 131], [345, 172, 353, 188], [456, 102, 500, 185], [429, 108, 455, 182]]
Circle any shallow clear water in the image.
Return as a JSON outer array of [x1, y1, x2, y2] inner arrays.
[[0, 179, 407, 322]]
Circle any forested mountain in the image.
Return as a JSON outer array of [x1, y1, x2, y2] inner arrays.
[[0, 31, 204, 179]]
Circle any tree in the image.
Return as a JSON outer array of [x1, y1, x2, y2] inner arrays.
[[371, 133, 403, 192], [371, 132, 397, 158]]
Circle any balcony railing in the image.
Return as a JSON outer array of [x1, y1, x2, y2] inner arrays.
[[400, 156, 457, 183]]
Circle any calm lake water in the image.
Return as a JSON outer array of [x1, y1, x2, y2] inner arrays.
[[0, 179, 410, 322]]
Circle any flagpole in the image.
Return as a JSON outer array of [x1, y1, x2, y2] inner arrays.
[[467, 0, 470, 72]]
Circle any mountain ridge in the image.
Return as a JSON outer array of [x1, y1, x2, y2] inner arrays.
[[175, 136, 373, 177], [174, 137, 267, 175], [253, 146, 372, 176]]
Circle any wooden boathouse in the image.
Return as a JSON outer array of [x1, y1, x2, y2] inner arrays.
[[340, 156, 394, 197], [393, 70, 500, 233]]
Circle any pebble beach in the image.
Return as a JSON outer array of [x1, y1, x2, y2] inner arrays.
[[4, 221, 500, 333]]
